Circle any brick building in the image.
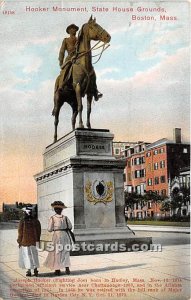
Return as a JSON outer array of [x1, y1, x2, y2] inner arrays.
[[112, 141, 137, 158], [124, 129, 190, 197], [146, 134, 190, 197], [116, 128, 190, 219], [125, 142, 149, 195]]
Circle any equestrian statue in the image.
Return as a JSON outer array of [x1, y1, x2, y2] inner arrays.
[[52, 16, 111, 142]]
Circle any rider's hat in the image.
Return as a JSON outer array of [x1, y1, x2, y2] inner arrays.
[[66, 24, 79, 34]]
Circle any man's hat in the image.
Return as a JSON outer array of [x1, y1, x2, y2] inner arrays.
[[66, 24, 79, 34], [51, 201, 67, 209]]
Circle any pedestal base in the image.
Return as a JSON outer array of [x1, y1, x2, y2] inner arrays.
[[40, 227, 152, 255], [35, 129, 152, 254]]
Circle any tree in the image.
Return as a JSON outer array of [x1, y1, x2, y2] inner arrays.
[[142, 191, 168, 219], [124, 191, 144, 209], [170, 186, 190, 216], [160, 200, 171, 217]]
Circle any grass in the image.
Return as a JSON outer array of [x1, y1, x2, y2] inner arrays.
[[127, 220, 190, 227]]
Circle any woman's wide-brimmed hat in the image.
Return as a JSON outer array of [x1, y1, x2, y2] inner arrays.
[[51, 201, 67, 209], [66, 24, 79, 34]]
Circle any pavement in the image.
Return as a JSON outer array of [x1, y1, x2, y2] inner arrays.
[[0, 227, 190, 300], [128, 225, 190, 234]]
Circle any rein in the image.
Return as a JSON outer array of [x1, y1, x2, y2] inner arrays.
[[74, 41, 110, 64], [92, 43, 110, 64]]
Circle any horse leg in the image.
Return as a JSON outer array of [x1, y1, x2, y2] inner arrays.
[[72, 110, 78, 130], [52, 76, 60, 116], [53, 91, 62, 142], [75, 83, 84, 128], [54, 112, 58, 143], [86, 95, 92, 128], [54, 106, 61, 143]]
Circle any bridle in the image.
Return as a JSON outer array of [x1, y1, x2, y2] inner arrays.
[[74, 22, 110, 64]]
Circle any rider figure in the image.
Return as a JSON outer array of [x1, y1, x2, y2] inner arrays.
[[58, 23, 102, 101], [59, 24, 79, 67]]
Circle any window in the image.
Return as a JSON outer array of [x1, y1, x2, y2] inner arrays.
[[154, 162, 158, 170], [183, 148, 188, 153], [160, 160, 165, 168], [159, 148, 164, 153], [123, 174, 126, 182], [153, 150, 158, 155], [140, 169, 145, 177], [135, 170, 140, 178], [148, 201, 152, 209], [135, 147, 139, 153], [115, 148, 120, 155], [161, 189, 166, 196], [136, 185, 141, 194], [154, 177, 159, 184], [146, 152, 151, 157], [148, 179, 152, 186], [132, 159, 134, 166], [160, 176, 166, 183]]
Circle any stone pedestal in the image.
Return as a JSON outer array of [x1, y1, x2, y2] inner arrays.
[[34, 129, 152, 253]]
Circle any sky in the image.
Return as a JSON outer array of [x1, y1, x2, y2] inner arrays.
[[0, 0, 190, 207]]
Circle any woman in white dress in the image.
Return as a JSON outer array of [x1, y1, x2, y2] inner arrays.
[[17, 205, 41, 277], [43, 201, 73, 276]]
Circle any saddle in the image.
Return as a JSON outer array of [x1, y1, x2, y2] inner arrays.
[[54, 57, 96, 98]]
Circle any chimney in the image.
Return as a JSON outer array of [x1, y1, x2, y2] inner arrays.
[[173, 128, 181, 143]]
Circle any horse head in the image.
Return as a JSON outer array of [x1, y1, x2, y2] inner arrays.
[[85, 16, 111, 44]]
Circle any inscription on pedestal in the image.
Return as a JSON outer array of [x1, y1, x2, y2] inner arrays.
[[83, 144, 105, 150], [79, 142, 110, 155]]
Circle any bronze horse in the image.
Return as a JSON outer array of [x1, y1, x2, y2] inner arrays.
[[52, 16, 111, 142]]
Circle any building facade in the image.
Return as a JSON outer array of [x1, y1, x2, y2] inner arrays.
[[125, 142, 149, 195], [146, 139, 190, 197], [112, 141, 137, 158], [114, 129, 190, 219]]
